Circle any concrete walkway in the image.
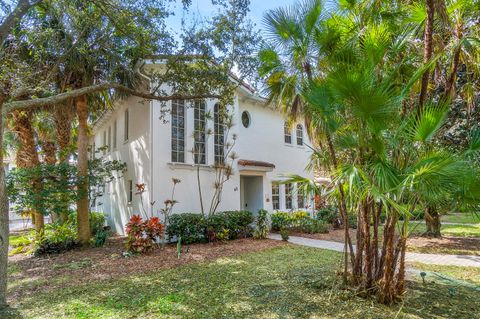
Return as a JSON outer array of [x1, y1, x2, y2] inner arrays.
[[268, 234, 480, 268]]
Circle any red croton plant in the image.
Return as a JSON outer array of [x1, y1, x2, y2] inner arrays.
[[125, 215, 164, 253]]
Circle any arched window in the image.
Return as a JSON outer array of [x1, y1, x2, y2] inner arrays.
[[193, 100, 206, 164], [214, 103, 225, 164], [171, 100, 185, 163], [284, 122, 291, 144], [296, 124, 303, 146]]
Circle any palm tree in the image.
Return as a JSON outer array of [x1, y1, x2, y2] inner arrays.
[[259, 0, 356, 282]]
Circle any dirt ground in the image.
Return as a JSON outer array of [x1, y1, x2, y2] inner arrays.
[[288, 228, 480, 255], [8, 237, 285, 300]]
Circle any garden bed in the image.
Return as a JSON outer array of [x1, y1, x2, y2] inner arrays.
[[7, 236, 285, 301]]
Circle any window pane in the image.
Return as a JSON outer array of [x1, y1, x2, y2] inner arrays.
[[284, 122, 291, 144], [214, 103, 225, 164], [272, 183, 280, 210], [194, 100, 206, 164], [285, 183, 292, 210], [296, 124, 303, 146], [171, 100, 185, 163]]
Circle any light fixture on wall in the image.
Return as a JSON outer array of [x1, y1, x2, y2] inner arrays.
[[234, 187, 238, 191]]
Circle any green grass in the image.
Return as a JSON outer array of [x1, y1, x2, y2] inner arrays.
[[411, 263, 480, 286], [408, 223, 480, 238], [9, 234, 32, 247], [3, 245, 480, 319], [442, 214, 480, 225]]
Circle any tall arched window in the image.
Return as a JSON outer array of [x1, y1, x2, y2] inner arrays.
[[171, 100, 185, 163], [296, 124, 303, 146], [214, 103, 225, 164], [284, 122, 291, 144], [193, 100, 206, 164]]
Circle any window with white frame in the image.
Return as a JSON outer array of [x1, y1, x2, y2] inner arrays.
[[214, 103, 225, 164], [124, 109, 129, 142], [285, 183, 292, 210], [284, 122, 291, 144], [171, 100, 185, 163], [296, 124, 303, 146], [297, 182, 305, 208], [193, 100, 206, 164], [113, 119, 117, 149], [272, 183, 280, 210]]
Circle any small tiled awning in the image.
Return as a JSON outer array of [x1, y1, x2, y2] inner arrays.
[[238, 159, 275, 172]]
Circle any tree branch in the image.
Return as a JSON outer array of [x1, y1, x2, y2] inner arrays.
[[0, 0, 43, 43], [2, 83, 221, 114]]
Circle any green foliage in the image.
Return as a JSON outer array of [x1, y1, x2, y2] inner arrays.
[[280, 228, 290, 241], [166, 211, 254, 244], [316, 206, 340, 224], [271, 212, 291, 231], [166, 213, 207, 245], [300, 219, 329, 234], [7, 159, 126, 218], [34, 223, 78, 256], [93, 229, 110, 248], [69, 211, 106, 236], [253, 209, 270, 239]]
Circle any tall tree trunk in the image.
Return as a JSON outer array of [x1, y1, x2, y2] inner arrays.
[[0, 104, 10, 310], [54, 102, 74, 223], [419, 0, 435, 107], [75, 95, 90, 244], [444, 22, 463, 99], [11, 110, 44, 236], [425, 206, 441, 237]]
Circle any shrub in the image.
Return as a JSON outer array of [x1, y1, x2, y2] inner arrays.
[[34, 222, 78, 256], [347, 213, 358, 229], [280, 228, 289, 241], [167, 211, 254, 244], [253, 209, 270, 239], [300, 219, 329, 234], [93, 229, 110, 247], [125, 215, 165, 253], [166, 213, 207, 244], [271, 212, 291, 231], [317, 206, 340, 223], [69, 211, 106, 236]]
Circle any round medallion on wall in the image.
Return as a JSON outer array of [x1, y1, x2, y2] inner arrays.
[[241, 111, 251, 128]]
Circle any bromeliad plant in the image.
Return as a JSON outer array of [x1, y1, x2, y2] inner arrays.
[[125, 215, 164, 254]]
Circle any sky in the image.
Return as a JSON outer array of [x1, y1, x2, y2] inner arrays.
[[165, 0, 298, 36]]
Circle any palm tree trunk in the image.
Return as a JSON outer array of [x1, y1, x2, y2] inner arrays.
[[425, 206, 441, 237], [0, 104, 10, 310], [419, 0, 435, 107], [75, 95, 90, 244], [53, 102, 74, 223], [11, 110, 44, 235], [444, 23, 463, 99]]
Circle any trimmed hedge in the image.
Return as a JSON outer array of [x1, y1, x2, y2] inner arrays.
[[166, 210, 254, 244]]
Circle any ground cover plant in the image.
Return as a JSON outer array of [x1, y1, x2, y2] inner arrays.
[[3, 245, 479, 319]]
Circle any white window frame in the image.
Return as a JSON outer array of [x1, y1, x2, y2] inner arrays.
[[284, 122, 292, 144], [171, 100, 186, 163]]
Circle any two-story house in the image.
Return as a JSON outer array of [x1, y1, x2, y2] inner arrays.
[[91, 59, 314, 235]]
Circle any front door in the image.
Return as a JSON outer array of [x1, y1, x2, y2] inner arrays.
[[240, 175, 264, 214]]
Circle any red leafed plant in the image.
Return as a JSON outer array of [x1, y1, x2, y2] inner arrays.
[[125, 215, 164, 254]]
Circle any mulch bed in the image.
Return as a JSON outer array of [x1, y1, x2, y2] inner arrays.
[[8, 236, 285, 300]]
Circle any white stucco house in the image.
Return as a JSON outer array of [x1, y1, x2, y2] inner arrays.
[[91, 60, 315, 235]]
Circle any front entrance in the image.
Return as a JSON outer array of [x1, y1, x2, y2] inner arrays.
[[240, 175, 264, 214]]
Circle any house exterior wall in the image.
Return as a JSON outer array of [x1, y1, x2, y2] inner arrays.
[[92, 95, 152, 233], [93, 89, 315, 235]]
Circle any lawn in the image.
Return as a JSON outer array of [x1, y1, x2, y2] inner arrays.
[[3, 244, 480, 319], [407, 222, 480, 238], [411, 262, 480, 286], [442, 213, 480, 225]]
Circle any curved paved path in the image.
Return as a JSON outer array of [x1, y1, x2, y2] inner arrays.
[[268, 234, 480, 268]]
